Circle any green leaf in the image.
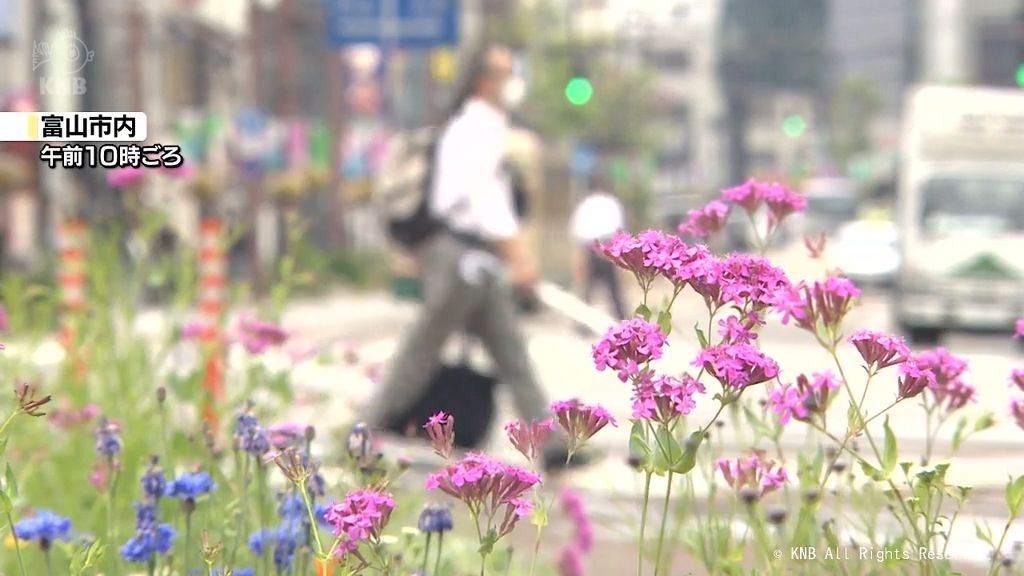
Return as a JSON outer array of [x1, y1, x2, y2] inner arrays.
[[656, 309, 672, 337], [846, 402, 861, 434], [1005, 475, 1024, 517], [478, 528, 499, 556], [635, 304, 652, 321], [951, 417, 969, 452], [0, 490, 11, 515], [974, 412, 996, 433], [676, 431, 703, 475], [530, 497, 549, 528], [652, 425, 684, 474], [859, 461, 881, 481], [0, 436, 7, 458], [629, 420, 652, 470], [742, 405, 774, 439], [4, 464, 16, 499], [900, 462, 913, 476], [975, 521, 993, 545], [694, 323, 709, 349], [882, 417, 897, 478]]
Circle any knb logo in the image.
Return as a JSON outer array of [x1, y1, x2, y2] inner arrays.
[[33, 30, 94, 96]]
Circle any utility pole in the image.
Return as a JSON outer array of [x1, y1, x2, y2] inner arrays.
[[247, 0, 265, 292]]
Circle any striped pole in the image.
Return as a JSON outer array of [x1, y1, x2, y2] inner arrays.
[[198, 218, 227, 426], [57, 218, 87, 378]]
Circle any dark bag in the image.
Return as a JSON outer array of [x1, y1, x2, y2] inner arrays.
[[375, 128, 445, 249], [381, 362, 497, 449]]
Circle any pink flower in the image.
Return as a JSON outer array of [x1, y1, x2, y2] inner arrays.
[[595, 231, 709, 289], [505, 418, 555, 463], [914, 349, 975, 412], [551, 399, 618, 457], [560, 487, 593, 553], [897, 357, 937, 400], [717, 314, 761, 344], [1016, 318, 1024, 339], [694, 344, 780, 390], [0, 303, 9, 332], [720, 254, 792, 311], [767, 384, 809, 425], [774, 277, 861, 337], [267, 422, 306, 449], [237, 317, 288, 354], [678, 200, 731, 238], [720, 179, 761, 214], [1011, 399, 1024, 430], [426, 453, 540, 539], [423, 411, 455, 461], [759, 182, 807, 225], [1011, 369, 1024, 392], [180, 321, 207, 341], [717, 451, 788, 496], [592, 317, 668, 382], [804, 232, 827, 259], [558, 545, 585, 576], [325, 489, 396, 552], [848, 330, 910, 371], [630, 374, 705, 423]]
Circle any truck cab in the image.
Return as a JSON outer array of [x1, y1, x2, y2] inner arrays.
[[894, 86, 1024, 344]]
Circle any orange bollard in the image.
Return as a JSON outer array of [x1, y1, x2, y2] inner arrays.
[[316, 558, 334, 576], [198, 219, 227, 428], [57, 219, 88, 379]]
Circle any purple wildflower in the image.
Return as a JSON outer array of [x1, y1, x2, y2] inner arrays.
[[423, 412, 455, 461], [694, 344, 780, 390], [551, 399, 618, 457], [592, 317, 667, 382], [505, 418, 555, 463], [848, 330, 910, 371]]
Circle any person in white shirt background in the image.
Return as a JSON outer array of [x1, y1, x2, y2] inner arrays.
[[367, 45, 566, 464], [570, 172, 628, 321]]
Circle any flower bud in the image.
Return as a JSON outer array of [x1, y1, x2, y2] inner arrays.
[[626, 453, 644, 470], [802, 489, 820, 504], [767, 508, 787, 526], [831, 460, 847, 474], [739, 486, 759, 506], [156, 386, 167, 405], [304, 425, 316, 443]]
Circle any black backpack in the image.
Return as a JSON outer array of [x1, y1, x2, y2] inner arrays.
[[374, 128, 444, 249]]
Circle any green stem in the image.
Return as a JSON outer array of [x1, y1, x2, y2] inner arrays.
[[229, 452, 249, 568], [44, 548, 53, 576], [988, 518, 1015, 576], [184, 511, 193, 575], [257, 463, 269, 576], [422, 532, 433, 574], [4, 509, 27, 576], [300, 481, 326, 557], [528, 523, 542, 576], [638, 471, 653, 576], [0, 410, 20, 437], [159, 406, 174, 474], [652, 471, 675, 576], [107, 466, 121, 576], [147, 558, 156, 576], [434, 532, 444, 576]]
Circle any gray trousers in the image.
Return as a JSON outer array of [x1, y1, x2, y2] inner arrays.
[[367, 233, 550, 426]]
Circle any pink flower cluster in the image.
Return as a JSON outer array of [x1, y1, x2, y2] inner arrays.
[[1011, 368, 1024, 392], [913, 348, 975, 412], [717, 314, 763, 345], [766, 371, 839, 425], [595, 230, 710, 289], [592, 317, 668, 382], [848, 330, 909, 372], [426, 453, 539, 539], [897, 357, 937, 400], [551, 399, 618, 457], [49, 403, 100, 429], [630, 374, 705, 424], [504, 418, 555, 463], [720, 179, 807, 225], [1016, 318, 1024, 339], [774, 277, 861, 336], [1011, 399, 1024, 430], [557, 487, 593, 576], [717, 451, 789, 497], [324, 489, 396, 556], [718, 254, 792, 312], [237, 317, 288, 355], [694, 344, 780, 390], [678, 200, 730, 238]]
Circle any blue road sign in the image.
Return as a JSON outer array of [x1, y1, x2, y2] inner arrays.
[[325, 0, 459, 48]]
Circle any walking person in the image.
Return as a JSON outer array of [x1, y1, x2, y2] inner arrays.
[[366, 45, 559, 459], [570, 173, 628, 322]]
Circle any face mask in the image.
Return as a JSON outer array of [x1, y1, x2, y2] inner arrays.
[[500, 77, 526, 110]]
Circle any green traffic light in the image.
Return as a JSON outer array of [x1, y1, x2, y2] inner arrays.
[[1016, 63, 1024, 87], [782, 114, 807, 138], [565, 77, 593, 106]]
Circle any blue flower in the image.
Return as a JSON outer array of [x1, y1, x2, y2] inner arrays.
[[141, 457, 166, 500], [166, 472, 216, 501], [248, 525, 302, 571], [242, 429, 270, 456], [94, 417, 122, 457], [134, 502, 157, 529], [277, 492, 305, 519], [13, 510, 72, 545], [121, 523, 175, 563], [418, 504, 454, 534], [214, 569, 255, 576], [314, 502, 334, 527]]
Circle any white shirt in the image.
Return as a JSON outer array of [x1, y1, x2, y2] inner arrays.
[[571, 191, 624, 243], [430, 98, 519, 240]]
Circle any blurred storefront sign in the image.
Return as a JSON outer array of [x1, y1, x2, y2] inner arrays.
[[325, 0, 460, 48]]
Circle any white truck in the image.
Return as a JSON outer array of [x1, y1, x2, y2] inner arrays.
[[894, 85, 1024, 344]]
